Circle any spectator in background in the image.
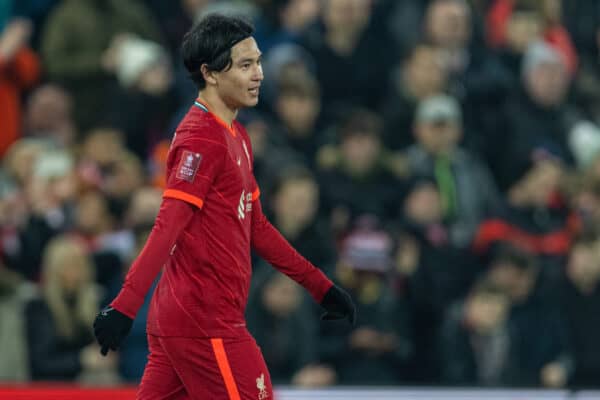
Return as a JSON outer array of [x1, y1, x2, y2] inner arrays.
[[254, 0, 320, 54], [405, 94, 500, 248], [423, 0, 473, 82], [266, 69, 327, 168], [13, 150, 78, 281], [487, 0, 578, 77], [259, 42, 316, 111], [41, 0, 162, 132], [423, 0, 507, 98], [1, 137, 47, 191], [394, 177, 477, 383], [497, 40, 574, 190], [25, 235, 119, 383], [78, 128, 145, 220], [318, 109, 403, 236], [0, 18, 40, 156], [98, 151, 145, 222], [487, 245, 573, 388], [0, 263, 36, 381], [381, 43, 448, 151], [473, 146, 580, 283], [440, 278, 512, 386], [266, 166, 336, 275], [303, 0, 391, 122], [23, 84, 76, 149], [104, 34, 176, 160], [423, 0, 511, 167], [320, 217, 413, 385], [487, 1, 544, 85], [78, 127, 127, 183], [0, 140, 46, 278], [73, 190, 125, 290], [247, 267, 332, 387], [560, 232, 600, 388]]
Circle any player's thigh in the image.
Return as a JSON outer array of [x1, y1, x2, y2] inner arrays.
[[157, 336, 226, 399], [161, 336, 273, 400], [137, 334, 189, 400], [220, 336, 273, 400]]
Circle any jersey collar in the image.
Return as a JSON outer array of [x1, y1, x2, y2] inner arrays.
[[193, 98, 237, 137]]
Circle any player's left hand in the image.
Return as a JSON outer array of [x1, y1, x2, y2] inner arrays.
[[320, 284, 356, 325]]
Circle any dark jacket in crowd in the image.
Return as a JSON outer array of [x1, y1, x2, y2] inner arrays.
[[25, 298, 94, 380], [508, 283, 573, 387], [319, 281, 413, 385], [405, 145, 500, 248], [440, 302, 515, 386], [560, 276, 600, 388]]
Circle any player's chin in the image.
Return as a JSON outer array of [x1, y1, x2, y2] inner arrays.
[[243, 95, 260, 107]]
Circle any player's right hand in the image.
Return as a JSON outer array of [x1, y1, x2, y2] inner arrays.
[[93, 306, 133, 356]]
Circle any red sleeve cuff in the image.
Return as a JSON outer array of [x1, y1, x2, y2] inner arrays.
[[306, 269, 334, 303], [111, 286, 146, 319]]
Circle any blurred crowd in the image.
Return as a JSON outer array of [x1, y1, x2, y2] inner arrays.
[[2, 0, 600, 390]]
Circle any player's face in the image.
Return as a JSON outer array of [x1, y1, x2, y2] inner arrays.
[[217, 37, 263, 109]]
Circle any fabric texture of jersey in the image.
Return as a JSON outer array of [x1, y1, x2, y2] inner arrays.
[[151, 103, 260, 337], [112, 101, 332, 338]]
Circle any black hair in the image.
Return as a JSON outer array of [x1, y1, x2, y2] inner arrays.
[[181, 13, 255, 89]]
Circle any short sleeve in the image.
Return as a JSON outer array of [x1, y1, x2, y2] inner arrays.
[[163, 137, 226, 209]]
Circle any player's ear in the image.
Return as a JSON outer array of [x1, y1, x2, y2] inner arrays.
[[201, 64, 218, 86]]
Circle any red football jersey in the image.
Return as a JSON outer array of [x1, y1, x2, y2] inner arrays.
[[148, 100, 260, 337], [112, 99, 333, 338]]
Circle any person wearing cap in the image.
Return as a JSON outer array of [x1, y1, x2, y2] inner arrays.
[[404, 94, 500, 248], [497, 40, 574, 190], [92, 13, 355, 399], [320, 217, 413, 385]]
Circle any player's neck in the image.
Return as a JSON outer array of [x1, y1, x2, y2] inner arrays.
[[197, 90, 238, 127]]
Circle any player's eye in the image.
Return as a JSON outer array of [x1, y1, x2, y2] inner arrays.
[[241, 63, 250, 70]]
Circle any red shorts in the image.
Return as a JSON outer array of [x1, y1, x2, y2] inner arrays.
[[137, 333, 273, 400]]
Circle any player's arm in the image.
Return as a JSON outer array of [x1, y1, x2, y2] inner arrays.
[[94, 134, 226, 355], [93, 197, 195, 355], [250, 198, 355, 324]]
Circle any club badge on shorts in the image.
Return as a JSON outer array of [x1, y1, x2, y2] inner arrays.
[[256, 373, 268, 399], [176, 151, 202, 182]]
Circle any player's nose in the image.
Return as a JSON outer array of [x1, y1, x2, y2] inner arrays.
[[254, 64, 264, 82]]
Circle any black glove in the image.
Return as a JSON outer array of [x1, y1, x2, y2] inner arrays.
[[93, 306, 133, 356], [320, 284, 356, 325]]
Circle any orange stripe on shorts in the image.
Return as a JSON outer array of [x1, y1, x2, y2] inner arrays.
[[211, 338, 241, 400]]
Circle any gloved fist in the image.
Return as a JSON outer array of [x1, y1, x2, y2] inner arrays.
[[93, 306, 133, 356], [320, 284, 356, 325]]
